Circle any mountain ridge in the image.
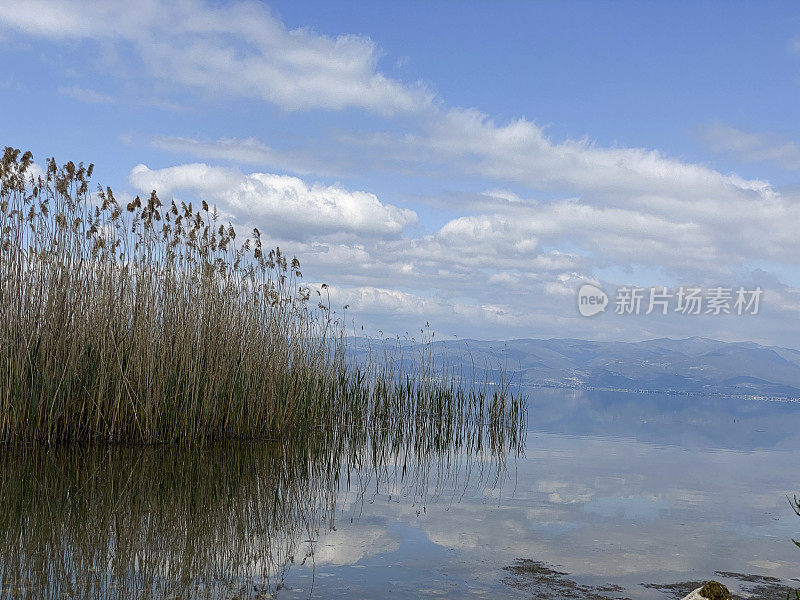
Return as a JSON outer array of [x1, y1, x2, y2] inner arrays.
[[349, 336, 800, 399]]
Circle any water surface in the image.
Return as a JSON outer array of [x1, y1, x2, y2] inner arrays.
[[2, 389, 799, 599]]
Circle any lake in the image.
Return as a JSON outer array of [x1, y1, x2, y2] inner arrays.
[[2, 389, 799, 599]]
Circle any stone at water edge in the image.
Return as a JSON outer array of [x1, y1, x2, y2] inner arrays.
[[680, 581, 732, 600]]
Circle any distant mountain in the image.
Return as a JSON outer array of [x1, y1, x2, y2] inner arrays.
[[349, 336, 800, 399]]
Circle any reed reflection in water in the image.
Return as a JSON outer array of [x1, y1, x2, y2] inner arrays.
[[0, 412, 525, 599]]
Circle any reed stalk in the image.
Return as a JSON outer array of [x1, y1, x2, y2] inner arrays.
[[0, 147, 525, 445]]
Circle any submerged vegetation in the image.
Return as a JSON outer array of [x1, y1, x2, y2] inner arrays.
[[0, 147, 525, 444]]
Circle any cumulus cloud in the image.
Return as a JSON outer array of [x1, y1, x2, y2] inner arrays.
[[128, 163, 417, 240], [121, 160, 800, 345], [327, 285, 449, 317], [0, 0, 432, 115], [427, 193, 800, 274]]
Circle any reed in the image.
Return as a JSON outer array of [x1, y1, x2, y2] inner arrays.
[[0, 147, 525, 445]]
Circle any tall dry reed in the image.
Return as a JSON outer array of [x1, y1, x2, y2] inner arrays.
[[0, 147, 525, 445]]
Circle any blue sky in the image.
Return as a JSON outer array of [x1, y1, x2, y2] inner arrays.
[[2, 1, 800, 346]]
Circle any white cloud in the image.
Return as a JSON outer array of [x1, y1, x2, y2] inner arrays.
[[348, 107, 774, 202], [0, 1, 787, 206], [151, 136, 284, 166], [0, 0, 432, 115], [696, 123, 800, 171], [150, 136, 333, 176], [403, 186, 800, 277], [8, 1, 800, 345], [57, 84, 114, 104], [128, 163, 417, 240], [327, 285, 447, 317], [121, 161, 800, 345]]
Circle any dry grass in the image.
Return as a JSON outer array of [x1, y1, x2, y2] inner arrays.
[[0, 147, 525, 445]]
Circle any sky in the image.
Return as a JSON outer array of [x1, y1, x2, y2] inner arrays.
[[1, 0, 800, 346]]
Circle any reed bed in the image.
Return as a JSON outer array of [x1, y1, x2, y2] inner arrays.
[[0, 147, 525, 445]]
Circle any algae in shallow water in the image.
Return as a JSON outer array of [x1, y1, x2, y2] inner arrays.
[[699, 580, 731, 600]]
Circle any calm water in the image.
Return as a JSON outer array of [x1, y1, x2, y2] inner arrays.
[[2, 389, 799, 599]]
